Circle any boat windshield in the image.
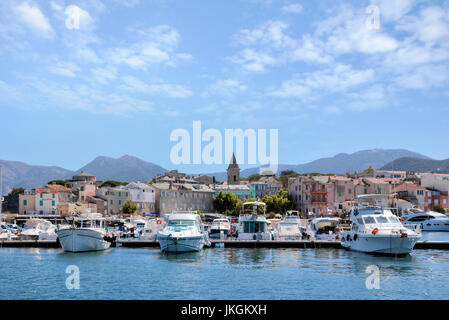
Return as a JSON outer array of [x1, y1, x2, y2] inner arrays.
[[168, 220, 195, 226], [363, 216, 376, 224], [243, 221, 266, 233], [375, 216, 389, 224], [388, 216, 401, 224], [363, 215, 400, 224]]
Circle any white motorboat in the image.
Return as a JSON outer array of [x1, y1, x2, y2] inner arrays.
[[57, 212, 114, 252], [274, 211, 305, 240], [137, 218, 165, 241], [1, 223, 18, 240], [341, 194, 422, 255], [208, 218, 231, 239], [157, 212, 209, 253], [20, 219, 58, 240], [402, 208, 449, 231], [237, 201, 272, 240], [305, 217, 342, 241]]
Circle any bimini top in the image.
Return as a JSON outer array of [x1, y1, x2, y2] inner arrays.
[[168, 213, 200, 221], [242, 201, 266, 207], [355, 194, 392, 201]]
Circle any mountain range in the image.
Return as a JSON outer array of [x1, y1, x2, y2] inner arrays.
[[380, 157, 449, 173], [205, 149, 431, 181], [0, 149, 438, 194], [0, 155, 166, 194]]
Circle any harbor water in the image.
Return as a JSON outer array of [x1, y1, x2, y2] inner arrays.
[[1, 232, 449, 300]]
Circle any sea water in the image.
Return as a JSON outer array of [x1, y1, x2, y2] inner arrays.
[[1, 232, 448, 300]]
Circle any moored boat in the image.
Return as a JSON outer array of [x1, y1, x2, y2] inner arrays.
[[341, 194, 422, 255], [274, 211, 305, 240], [305, 217, 342, 241], [208, 218, 231, 239], [20, 219, 58, 240], [157, 212, 209, 253], [402, 208, 449, 232], [237, 201, 272, 240], [57, 212, 114, 253]]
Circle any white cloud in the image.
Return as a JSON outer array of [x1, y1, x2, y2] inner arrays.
[[91, 66, 117, 84], [229, 48, 277, 72], [120, 75, 193, 98], [13, 2, 54, 39], [207, 79, 247, 96], [393, 64, 449, 90], [104, 25, 189, 69], [397, 6, 449, 45], [272, 64, 375, 99], [281, 3, 303, 14], [48, 61, 81, 78], [370, 0, 415, 22], [317, 6, 399, 55]]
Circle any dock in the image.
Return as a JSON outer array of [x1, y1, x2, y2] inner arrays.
[[0, 240, 61, 248], [2, 240, 449, 250]]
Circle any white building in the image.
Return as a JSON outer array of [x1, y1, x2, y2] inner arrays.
[[124, 182, 156, 214], [421, 173, 449, 193]]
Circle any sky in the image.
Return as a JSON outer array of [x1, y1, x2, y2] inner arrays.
[[0, 0, 449, 174]]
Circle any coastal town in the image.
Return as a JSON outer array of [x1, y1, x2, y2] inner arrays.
[[1, 153, 448, 220]]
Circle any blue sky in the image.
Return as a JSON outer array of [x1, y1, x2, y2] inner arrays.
[[0, 0, 449, 174]]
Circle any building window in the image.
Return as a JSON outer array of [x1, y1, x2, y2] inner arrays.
[[52, 201, 55, 206], [40, 201, 43, 206], [24, 200, 27, 206], [110, 200, 113, 205]]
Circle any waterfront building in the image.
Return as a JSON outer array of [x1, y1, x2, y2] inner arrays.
[[18, 189, 36, 215], [421, 173, 449, 193], [151, 170, 196, 184], [288, 176, 329, 216], [374, 170, 407, 179], [124, 182, 156, 214], [354, 178, 391, 197], [251, 175, 282, 198], [152, 182, 215, 214], [99, 186, 130, 215], [193, 174, 214, 184], [20, 184, 73, 215], [214, 184, 254, 201], [393, 182, 428, 210]]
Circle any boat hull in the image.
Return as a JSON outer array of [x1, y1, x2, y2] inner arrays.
[[404, 222, 449, 232], [341, 233, 420, 255], [57, 228, 111, 252], [158, 234, 204, 253], [208, 229, 230, 239]]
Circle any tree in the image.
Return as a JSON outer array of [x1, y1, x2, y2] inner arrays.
[[432, 204, 446, 214], [278, 170, 299, 188], [362, 166, 374, 174], [48, 180, 69, 187], [122, 200, 138, 214], [262, 189, 292, 214], [248, 174, 262, 182], [8, 188, 25, 197], [100, 180, 128, 188], [213, 191, 239, 215]]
